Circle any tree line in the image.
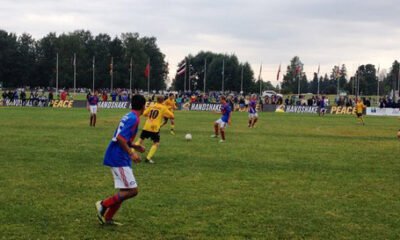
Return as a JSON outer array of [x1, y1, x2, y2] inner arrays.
[[0, 29, 168, 90], [281, 56, 400, 96], [1, 29, 399, 96]]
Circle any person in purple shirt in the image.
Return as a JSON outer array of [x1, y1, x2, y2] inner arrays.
[[95, 94, 146, 226], [88, 90, 99, 127], [248, 94, 258, 128], [211, 96, 232, 143]]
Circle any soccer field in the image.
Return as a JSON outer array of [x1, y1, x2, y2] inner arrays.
[[0, 108, 399, 239]]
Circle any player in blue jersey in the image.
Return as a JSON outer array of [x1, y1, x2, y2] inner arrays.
[[95, 94, 146, 226], [248, 94, 258, 128], [88, 90, 99, 127], [211, 96, 232, 143]]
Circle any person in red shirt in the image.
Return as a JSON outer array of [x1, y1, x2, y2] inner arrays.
[[102, 91, 108, 101], [61, 90, 68, 101]]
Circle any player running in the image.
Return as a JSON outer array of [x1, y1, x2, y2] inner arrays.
[[211, 96, 232, 143], [248, 94, 258, 128], [95, 94, 146, 226], [355, 98, 366, 125], [135, 95, 174, 164], [88, 90, 99, 127], [161, 93, 177, 135]]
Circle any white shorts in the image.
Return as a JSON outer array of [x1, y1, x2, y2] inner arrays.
[[248, 113, 258, 119], [111, 167, 137, 189], [215, 119, 228, 129], [90, 105, 97, 114]]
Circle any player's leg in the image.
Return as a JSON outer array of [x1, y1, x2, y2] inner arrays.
[[161, 117, 168, 128], [248, 114, 252, 127], [93, 113, 97, 127], [211, 120, 219, 138], [252, 114, 258, 128], [90, 113, 93, 126], [170, 119, 175, 135], [219, 122, 226, 142], [146, 133, 160, 163], [97, 167, 138, 225]]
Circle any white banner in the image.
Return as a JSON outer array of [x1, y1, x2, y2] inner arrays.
[[366, 107, 400, 117]]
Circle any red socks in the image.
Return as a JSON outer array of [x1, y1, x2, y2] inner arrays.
[[214, 125, 219, 136], [102, 193, 123, 208], [104, 203, 121, 221], [221, 130, 225, 140]]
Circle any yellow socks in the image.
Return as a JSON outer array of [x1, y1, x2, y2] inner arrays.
[[147, 144, 158, 160]]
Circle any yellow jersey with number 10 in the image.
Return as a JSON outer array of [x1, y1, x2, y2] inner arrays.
[[143, 103, 174, 133]]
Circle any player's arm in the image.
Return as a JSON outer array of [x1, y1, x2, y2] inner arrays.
[[116, 135, 140, 163], [143, 107, 151, 117], [164, 109, 175, 119]]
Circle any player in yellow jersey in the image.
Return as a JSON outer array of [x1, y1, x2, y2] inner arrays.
[[161, 93, 177, 135], [355, 98, 366, 125], [136, 95, 174, 164]]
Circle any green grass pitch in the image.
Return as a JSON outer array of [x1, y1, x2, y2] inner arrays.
[[0, 108, 399, 239]]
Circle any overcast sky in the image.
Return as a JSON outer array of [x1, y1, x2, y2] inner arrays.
[[1, 0, 400, 85]]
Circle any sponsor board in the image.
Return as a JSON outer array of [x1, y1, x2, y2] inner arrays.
[[366, 107, 400, 117], [189, 103, 222, 111], [51, 100, 74, 108], [285, 105, 319, 114], [330, 106, 358, 115], [1, 99, 49, 107]]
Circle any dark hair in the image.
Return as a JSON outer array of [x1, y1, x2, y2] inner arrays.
[[131, 94, 146, 110], [169, 93, 174, 97]]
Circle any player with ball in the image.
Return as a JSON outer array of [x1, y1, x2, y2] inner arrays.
[[211, 96, 232, 143]]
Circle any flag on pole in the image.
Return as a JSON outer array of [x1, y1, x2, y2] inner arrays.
[[177, 61, 186, 75], [73, 53, 76, 66], [110, 57, 113, 76], [144, 62, 150, 78], [276, 64, 281, 81]]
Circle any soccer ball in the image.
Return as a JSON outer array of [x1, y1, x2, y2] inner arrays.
[[185, 133, 192, 141]]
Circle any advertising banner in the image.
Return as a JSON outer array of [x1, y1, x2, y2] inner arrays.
[[189, 103, 222, 111], [284, 105, 319, 114], [366, 107, 400, 117]]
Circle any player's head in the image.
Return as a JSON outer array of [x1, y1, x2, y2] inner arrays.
[[157, 95, 164, 103], [220, 96, 226, 103], [94, 90, 98, 95], [169, 93, 174, 99], [131, 94, 146, 114]]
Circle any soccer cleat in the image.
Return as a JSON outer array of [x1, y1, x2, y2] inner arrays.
[[95, 201, 106, 225], [219, 139, 225, 143], [105, 220, 124, 226], [210, 134, 218, 138], [145, 158, 155, 164]]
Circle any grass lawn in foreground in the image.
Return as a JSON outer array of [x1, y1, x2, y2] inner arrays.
[[0, 107, 399, 239]]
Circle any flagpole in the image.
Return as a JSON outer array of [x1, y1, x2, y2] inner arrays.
[[184, 58, 187, 92], [222, 58, 225, 93], [240, 65, 243, 94], [73, 53, 76, 96], [110, 57, 113, 92], [317, 65, 320, 96], [147, 58, 150, 95], [377, 65, 380, 105], [92, 56, 95, 93], [129, 57, 133, 95], [337, 64, 340, 98], [259, 63, 262, 96], [203, 58, 207, 94], [188, 58, 191, 92], [56, 53, 59, 96]]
